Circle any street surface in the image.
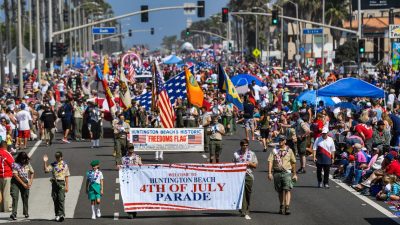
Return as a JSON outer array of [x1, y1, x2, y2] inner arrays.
[[0, 125, 397, 225]]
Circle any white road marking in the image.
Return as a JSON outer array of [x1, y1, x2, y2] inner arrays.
[[0, 176, 83, 222], [114, 212, 119, 220], [116, 178, 119, 184], [202, 154, 207, 159], [307, 164, 400, 224], [28, 140, 42, 157], [115, 193, 120, 201]]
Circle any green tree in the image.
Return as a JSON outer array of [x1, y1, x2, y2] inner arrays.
[[326, 0, 349, 50], [161, 35, 178, 53], [334, 40, 357, 63]]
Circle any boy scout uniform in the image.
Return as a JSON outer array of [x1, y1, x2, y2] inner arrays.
[[112, 119, 130, 165], [207, 121, 225, 162], [200, 112, 212, 153], [268, 146, 296, 192], [45, 161, 70, 218]]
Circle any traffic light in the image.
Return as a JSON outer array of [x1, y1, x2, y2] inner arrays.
[[141, 5, 148, 22], [197, 1, 205, 18], [45, 42, 55, 58], [150, 28, 154, 35], [128, 29, 132, 37], [222, 8, 229, 23], [272, 10, 279, 25], [358, 39, 365, 54], [62, 43, 69, 56], [63, 9, 68, 22], [186, 28, 190, 36], [228, 42, 232, 51]]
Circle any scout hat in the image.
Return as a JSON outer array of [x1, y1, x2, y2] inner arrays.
[[90, 160, 100, 167]]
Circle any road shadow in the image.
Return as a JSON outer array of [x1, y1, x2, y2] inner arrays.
[[365, 218, 399, 225], [293, 185, 320, 189], [250, 210, 280, 215]]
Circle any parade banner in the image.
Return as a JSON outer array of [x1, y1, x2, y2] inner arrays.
[[119, 163, 246, 212], [130, 128, 204, 152], [393, 43, 400, 71]]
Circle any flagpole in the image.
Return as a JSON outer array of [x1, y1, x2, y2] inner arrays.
[[151, 61, 157, 113]]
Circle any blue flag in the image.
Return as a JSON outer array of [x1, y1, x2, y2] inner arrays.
[[218, 64, 243, 111]]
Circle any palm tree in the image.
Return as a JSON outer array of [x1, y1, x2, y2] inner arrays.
[[325, 0, 349, 50]]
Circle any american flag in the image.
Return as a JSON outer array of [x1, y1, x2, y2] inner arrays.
[[188, 134, 202, 144], [127, 63, 136, 83], [155, 69, 175, 128], [132, 135, 146, 143], [135, 69, 189, 111]]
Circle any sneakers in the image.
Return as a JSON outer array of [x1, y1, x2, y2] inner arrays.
[[96, 209, 101, 218], [244, 215, 251, 220], [285, 206, 291, 215], [91, 213, 96, 220], [59, 216, 64, 222], [62, 138, 70, 144], [324, 184, 330, 189], [318, 182, 323, 188], [55, 216, 60, 222], [279, 205, 284, 214]]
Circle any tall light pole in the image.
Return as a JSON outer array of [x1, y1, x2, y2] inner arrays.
[[285, 0, 300, 67], [233, 15, 244, 60], [252, 7, 266, 62], [36, 0, 41, 81], [322, 0, 325, 73], [17, 0, 23, 98], [28, 0, 33, 71]]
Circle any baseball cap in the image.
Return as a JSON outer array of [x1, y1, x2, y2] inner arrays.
[[276, 135, 286, 142], [322, 127, 329, 134]]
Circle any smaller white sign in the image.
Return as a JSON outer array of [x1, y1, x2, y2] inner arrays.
[[389, 25, 400, 39]]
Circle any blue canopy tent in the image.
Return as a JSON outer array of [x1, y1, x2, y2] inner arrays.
[[296, 90, 340, 107], [317, 78, 384, 98], [230, 74, 265, 87], [64, 57, 83, 65], [163, 55, 182, 65]]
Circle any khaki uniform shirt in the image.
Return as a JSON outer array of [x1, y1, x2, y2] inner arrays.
[[233, 149, 258, 178], [112, 119, 130, 137], [46, 160, 71, 181], [121, 154, 142, 166], [12, 163, 34, 183], [208, 123, 225, 140], [268, 146, 296, 172]]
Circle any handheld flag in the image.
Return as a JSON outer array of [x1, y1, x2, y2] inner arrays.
[[119, 59, 132, 110], [218, 64, 243, 110], [154, 65, 175, 128], [103, 56, 110, 76], [184, 67, 204, 107], [95, 65, 115, 109]]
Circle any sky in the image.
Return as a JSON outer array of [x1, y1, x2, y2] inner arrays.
[[107, 0, 229, 50]]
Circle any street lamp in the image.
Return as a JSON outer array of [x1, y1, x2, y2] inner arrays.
[[284, 0, 300, 66], [252, 7, 266, 52], [232, 15, 244, 60]]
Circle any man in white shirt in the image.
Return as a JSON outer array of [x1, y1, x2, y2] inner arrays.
[[313, 127, 335, 188], [251, 81, 261, 102], [15, 104, 32, 149]]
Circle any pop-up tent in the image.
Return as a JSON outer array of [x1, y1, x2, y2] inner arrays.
[[317, 78, 384, 98], [163, 55, 182, 64]]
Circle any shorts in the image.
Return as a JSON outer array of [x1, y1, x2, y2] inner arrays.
[[297, 138, 307, 156], [260, 128, 270, 139], [244, 119, 254, 130], [273, 171, 293, 192], [18, 130, 30, 139], [62, 119, 71, 131], [88, 183, 101, 201]]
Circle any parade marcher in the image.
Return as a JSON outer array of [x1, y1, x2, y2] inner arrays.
[[73, 100, 85, 141], [312, 127, 335, 188], [259, 108, 271, 152], [85, 160, 104, 220], [0, 141, 14, 212], [293, 112, 310, 174], [200, 107, 212, 153], [15, 104, 32, 149], [233, 139, 258, 220], [87, 103, 102, 148], [207, 114, 225, 163], [174, 97, 185, 128], [40, 105, 57, 146], [113, 113, 130, 165], [223, 102, 234, 135], [243, 96, 255, 141], [10, 152, 34, 220], [268, 135, 297, 215], [43, 151, 70, 222], [59, 100, 73, 144]]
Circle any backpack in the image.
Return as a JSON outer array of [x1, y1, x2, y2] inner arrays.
[[57, 105, 66, 118], [361, 150, 371, 164]]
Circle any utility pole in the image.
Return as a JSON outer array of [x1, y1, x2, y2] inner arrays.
[[357, 0, 361, 76], [48, 0, 53, 72], [0, 19, 4, 88], [17, 0, 23, 98], [36, 0, 41, 81], [68, 0, 73, 67], [29, 0, 33, 71], [322, 0, 325, 73]]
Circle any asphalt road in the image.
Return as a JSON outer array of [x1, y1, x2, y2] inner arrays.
[[3, 125, 399, 225]]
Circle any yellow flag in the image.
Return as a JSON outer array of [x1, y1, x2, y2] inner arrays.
[[185, 67, 204, 108], [103, 56, 110, 76]]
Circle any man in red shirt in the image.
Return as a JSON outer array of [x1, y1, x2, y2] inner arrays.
[[354, 122, 373, 150], [0, 141, 14, 212]]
